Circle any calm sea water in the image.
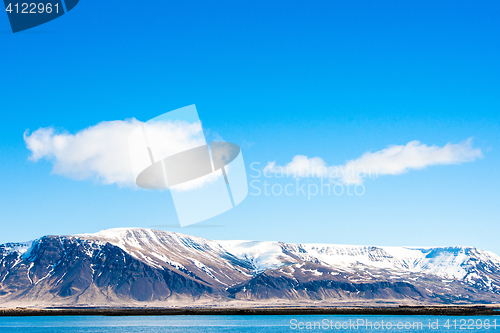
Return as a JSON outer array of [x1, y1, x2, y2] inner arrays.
[[0, 315, 499, 332]]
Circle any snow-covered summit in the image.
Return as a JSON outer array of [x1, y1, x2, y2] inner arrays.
[[76, 228, 500, 285], [216, 238, 500, 280], [2, 228, 500, 306]]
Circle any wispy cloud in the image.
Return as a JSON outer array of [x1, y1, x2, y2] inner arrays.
[[264, 139, 483, 184]]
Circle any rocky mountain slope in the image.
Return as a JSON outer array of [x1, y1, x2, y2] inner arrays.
[[0, 228, 499, 307]]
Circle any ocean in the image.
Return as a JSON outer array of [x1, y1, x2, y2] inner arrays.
[[0, 315, 499, 332]]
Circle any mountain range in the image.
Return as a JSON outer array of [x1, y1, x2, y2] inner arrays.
[[1, 228, 499, 308]]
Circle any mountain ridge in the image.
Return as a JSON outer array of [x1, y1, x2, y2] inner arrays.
[[1, 228, 499, 308]]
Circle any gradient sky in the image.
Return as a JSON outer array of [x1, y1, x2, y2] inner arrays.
[[1, 1, 499, 253]]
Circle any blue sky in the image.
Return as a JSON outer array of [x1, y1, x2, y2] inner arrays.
[[1, 1, 499, 253]]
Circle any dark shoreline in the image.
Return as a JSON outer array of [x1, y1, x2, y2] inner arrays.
[[1, 306, 500, 317]]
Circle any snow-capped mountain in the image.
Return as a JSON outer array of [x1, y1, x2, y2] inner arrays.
[[0, 228, 499, 307]]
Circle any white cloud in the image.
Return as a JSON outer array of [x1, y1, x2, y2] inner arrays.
[[24, 119, 206, 188], [264, 139, 483, 184]]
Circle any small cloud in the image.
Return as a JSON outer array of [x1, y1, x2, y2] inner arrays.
[[241, 140, 254, 149], [204, 128, 225, 142]]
